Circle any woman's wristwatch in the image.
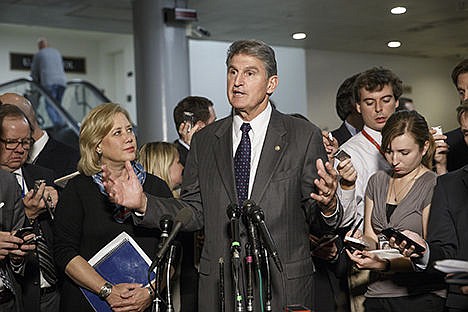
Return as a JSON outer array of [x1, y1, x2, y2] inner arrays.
[[98, 282, 113, 299]]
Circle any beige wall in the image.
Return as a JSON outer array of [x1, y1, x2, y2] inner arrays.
[[306, 48, 461, 132]]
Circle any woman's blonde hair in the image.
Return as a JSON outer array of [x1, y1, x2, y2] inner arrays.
[[78, 103, 133, 176], [139, 142, 179, 190]]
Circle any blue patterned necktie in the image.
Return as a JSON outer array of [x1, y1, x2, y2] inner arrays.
[[234, 123, 252, 206]]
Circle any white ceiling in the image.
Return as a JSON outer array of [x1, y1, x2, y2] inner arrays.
[[1, 0, 468, 59]]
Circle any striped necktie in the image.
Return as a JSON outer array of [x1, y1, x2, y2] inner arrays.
[[36, 226, 57, 285]]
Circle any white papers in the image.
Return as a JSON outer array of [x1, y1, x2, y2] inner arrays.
[[434, 259, 468, 273], [54, 171, 80, 188], [368, 249, 403, 260]]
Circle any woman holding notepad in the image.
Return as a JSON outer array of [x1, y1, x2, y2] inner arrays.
[[346, 110, 446, 312], [53, 103, 173, 312]]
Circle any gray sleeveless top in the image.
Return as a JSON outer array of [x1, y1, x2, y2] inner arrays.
[[365, 170, 441, 298]]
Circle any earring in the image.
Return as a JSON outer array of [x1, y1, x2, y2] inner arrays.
[[96, 148, 102, 155]]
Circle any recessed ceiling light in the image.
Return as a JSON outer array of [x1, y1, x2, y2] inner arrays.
[[292, 32, 307, 40], [391, 6, 407, 15], [387, 41, 402, 48]]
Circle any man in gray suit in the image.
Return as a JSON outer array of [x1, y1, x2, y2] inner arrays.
[[104, 40, 341, 311]]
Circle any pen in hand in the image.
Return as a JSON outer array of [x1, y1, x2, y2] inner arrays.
[[350, 218, 363, 238]]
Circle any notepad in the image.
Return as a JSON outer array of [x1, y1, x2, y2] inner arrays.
[[81, 232, 156, 312]]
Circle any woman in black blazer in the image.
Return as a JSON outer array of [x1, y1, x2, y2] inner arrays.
[[53, 103, 173, 312]]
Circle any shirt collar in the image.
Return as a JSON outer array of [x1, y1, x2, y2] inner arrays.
[[177, 138, 190, 150], [344, 120, 358, 136], [28, 131, 49, 163], [233, 103, 272, 137], [362, 125, 382, 143]]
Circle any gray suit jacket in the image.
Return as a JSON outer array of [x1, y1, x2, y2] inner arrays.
[[0, 170, 26, 312], [138, 109, 341, 311]]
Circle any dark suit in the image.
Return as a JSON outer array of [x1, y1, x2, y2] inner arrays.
[[19, 164, 59, 312], [427, 165, 468, 310], [137, 109, 341, 311], [174, 139, 189, 167], [33, 135, 80, 179], [445, 128, 468, 172], [0, 170, 25, 312], [331, 122, 353, 146]]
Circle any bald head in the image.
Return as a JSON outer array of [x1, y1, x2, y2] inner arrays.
[[0, 93, 42, 139], [38, 37, 48, 50]]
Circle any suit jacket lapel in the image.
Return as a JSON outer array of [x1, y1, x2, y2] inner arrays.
[[213, 117, 237, 204], [250, 110, 287, 204]]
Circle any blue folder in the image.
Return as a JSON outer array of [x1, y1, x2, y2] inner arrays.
[[80, 232, 156, 312]]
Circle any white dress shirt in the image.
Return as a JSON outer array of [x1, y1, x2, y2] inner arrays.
[[232, 104, 272, 198], [336, 126, 392, 228]]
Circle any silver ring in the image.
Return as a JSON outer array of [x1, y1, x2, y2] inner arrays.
[[324, 191, 331, 196], [47, 195, 52, 202]]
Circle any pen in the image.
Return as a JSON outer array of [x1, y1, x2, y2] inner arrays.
[[350, 218, 363, 237]]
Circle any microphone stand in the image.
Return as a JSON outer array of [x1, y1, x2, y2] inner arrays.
[[261, 248, 272, 312], [219, 257, 225, 312], [151, 216, 173, 312], [164, 244, 178, 312], [227, 204, 244, 312]]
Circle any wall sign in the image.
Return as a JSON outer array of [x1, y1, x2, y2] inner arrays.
[[10, 52, 86, 74]]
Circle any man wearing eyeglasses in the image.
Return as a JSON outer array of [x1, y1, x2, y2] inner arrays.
[[0, 104, 60, 312]]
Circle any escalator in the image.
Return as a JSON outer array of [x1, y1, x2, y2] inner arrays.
[[0, 78, 111, 149]]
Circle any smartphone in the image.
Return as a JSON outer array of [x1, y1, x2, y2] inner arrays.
[[183, 111, 195, 132], [33, 179, 45, 196], [22, 235, 42, 245], [344, 236, 369, 251], [381, 228, 426, 254], [431, 126, 443, 136], [333, 149, 351, 161], [14, 226, 34, 238], [312, 234, 339, 251]]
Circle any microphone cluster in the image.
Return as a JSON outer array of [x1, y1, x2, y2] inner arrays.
[[225, 200, 283, 312]]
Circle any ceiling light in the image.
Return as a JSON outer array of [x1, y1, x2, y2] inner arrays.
[[387, 41, 402, 48], [292, 32, 307, 40], [391, 6, 407, 15]]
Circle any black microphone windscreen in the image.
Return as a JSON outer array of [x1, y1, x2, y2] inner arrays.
[[175, 207, 193, 225]]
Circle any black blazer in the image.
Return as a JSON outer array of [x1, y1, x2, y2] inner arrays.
[[445, 127, 468, 172], [427, 165, 468, 309], [19, 164, 57, 312], [34, 135, 80, 179], [174, 139, 189, 167], [331, 122, 353, 146]]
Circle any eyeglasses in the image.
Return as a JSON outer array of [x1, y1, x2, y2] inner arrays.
[[0, 138, 34, 150]]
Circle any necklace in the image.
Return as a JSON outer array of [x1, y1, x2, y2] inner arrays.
[[389, 165, 422, 203]]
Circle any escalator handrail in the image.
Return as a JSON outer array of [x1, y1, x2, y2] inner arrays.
[[67, 79, 111, 103], [0, 77, 79, 134]]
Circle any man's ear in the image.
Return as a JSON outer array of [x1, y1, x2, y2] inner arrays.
[[266, 75, 278, 95], [356, 102, 362, 114]]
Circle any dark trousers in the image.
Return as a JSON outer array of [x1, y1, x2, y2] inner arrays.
[[364, 294, 446, 312], [45, 84, 65, 126]]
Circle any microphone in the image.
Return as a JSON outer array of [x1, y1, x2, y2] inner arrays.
[[243, 200, 262, 270], [158, 215, 173, 249], [245, 243, 254, 312], [148, 207, 193, 273], [248, 205, 284, 272], [226, 204, 241, 248]]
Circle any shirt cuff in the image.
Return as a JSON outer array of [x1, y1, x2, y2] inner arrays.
[[413, 241, 430, 271], [134, 211, 145, 217], [321, 201, 339, 226]]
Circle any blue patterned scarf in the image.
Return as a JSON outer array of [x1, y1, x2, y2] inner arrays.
[[92, 161, 146, 223]]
